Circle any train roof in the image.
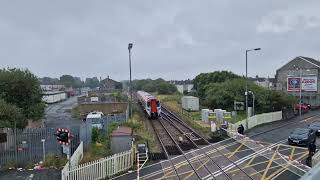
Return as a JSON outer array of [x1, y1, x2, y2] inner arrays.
[[137, 91, 158, 102]]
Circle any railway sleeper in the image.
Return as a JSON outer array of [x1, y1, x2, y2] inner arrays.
[[165, 145, 181, 156], [148, 152, 167, 160], [179, 142, 196, 151], [193, 139, 210, 146]]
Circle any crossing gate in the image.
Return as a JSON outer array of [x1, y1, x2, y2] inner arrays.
[[62, 148, 135, 180]]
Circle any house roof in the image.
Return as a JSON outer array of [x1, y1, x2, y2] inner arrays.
[[277, 56, 320, 73], [298, 56, 320, 68], [111, 127, 132, 136]]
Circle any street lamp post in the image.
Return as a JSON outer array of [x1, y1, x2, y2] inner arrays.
[[245, 48, 261, 130], [128, 43, 133, 119], [249, 91, 255, 116], [292, 65, 303, 121]]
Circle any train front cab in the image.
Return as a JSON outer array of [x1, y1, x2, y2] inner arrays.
[[148, 99, 160, 119]]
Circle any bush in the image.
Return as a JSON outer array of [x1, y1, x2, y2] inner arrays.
[[0, 99, 26, 128], [91, 128, 99, 143], [43, 154, 68, 168]]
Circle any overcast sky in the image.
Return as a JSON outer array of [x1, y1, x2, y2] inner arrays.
[[0, 1, 320, 81]]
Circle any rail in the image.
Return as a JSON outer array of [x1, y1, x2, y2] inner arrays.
[[161, 106, 254, 180]]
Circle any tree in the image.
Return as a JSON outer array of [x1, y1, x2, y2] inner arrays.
[[85, 77, 100, 88], [132, 79, 177, 94], [60, 75, 75, 88], [0, 68, 45, 120], [193, 71, 240, 98], [194, 71, 296, 113], [0, 99, 26, 128]]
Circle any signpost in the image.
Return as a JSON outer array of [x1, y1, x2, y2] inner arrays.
[[41, 139, 46, 162]]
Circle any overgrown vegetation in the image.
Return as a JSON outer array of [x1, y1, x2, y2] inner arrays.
[[82, 123, 118, 163], [158, 94, 211, 137], [43, 154, 68, 168], [70, 105, 81, 119], [124, 112, 159, 152], [0, 68, 45, 128], [111, 91, 128, 102], [133, 78, 177, 94], [193, 71, 297, 113]]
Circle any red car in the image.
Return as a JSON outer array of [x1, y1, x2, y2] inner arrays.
[[295, 104, 309, 113]]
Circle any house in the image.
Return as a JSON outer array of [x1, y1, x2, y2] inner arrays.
[[275, 56, 320, 106], [249, 76, 276, 90], [100, 76, 122, 91], [169, 79, 194, 94]]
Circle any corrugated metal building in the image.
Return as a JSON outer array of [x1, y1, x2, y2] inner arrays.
[[275, 56, 320, 106], [181, 96, 199, 111], [111, 127, 132, 154]]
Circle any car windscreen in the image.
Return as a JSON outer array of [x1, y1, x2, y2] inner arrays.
[[87, 118, 102, 124], [292, 129, 308, 136], [310, 123, 320, 128]]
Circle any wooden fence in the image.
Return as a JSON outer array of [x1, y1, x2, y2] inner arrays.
[[62, 148, 135, 180]]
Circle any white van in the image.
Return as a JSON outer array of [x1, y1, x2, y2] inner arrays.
[[86, 111, 104, 129]]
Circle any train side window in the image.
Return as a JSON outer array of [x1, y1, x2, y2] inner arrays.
[[147, 102, 150, 107], [156, 101, 160, 107]]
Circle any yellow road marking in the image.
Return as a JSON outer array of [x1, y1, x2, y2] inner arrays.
[[261, 145, 280, 180], [142, 140, 250, 179], [290, 146, 296, 160], [247, 151, 308, 176], [142, 140, 304, 180], [182, 158, 211, 180], [228, 150, 307, 175], [228, 144, 244, 158], [265, 151, 309, 180]]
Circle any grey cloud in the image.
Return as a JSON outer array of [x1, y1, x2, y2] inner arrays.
[[0, 0, 319, 81]]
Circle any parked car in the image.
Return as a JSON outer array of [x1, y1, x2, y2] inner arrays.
[[308, 122, 320, 136], [295, 104, 309, 113], [86, 111, 104, 129], [303, 103, 312, 110], [288, 128, 316, 146]]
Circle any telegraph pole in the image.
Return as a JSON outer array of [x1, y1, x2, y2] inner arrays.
[[128, 43, 133, 118]]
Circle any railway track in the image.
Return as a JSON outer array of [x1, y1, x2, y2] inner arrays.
[[158, 106, 254, 180]]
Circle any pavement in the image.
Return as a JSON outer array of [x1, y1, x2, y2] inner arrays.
[[44, 96, 81, 129], [249, 110, 320, 147], [0, 169, 60, 180], [0, 97, 80, 180]]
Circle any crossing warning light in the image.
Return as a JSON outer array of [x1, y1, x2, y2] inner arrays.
[[55, 128, 71, 145]]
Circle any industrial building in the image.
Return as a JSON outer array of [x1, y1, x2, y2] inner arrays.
[[275, 56, 320, 107], [181, 96, 199, 111], [42, 91, 66, 104]]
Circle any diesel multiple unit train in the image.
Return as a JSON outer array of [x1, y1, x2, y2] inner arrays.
[[137, 91, 161, 119]]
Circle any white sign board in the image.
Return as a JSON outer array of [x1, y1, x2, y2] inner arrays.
[[287, 76, 317, 92], [62, 144, 70, 155], [90, 97, 99, 102], [302, 76, 317, 91]]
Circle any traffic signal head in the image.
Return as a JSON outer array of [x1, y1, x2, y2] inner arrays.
[[55, 128, 70, 145]]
